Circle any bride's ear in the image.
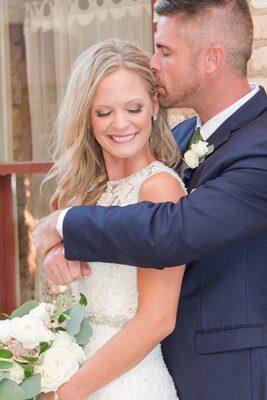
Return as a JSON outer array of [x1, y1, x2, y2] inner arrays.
[[152, 95, 160, 117]]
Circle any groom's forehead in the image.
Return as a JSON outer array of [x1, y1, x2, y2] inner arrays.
[[155, 15, 192, 43]]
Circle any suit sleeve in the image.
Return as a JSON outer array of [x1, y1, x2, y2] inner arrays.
[[63, 153, 267, 267]]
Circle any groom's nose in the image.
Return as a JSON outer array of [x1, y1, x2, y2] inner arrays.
[[150, 52, 160, 72]]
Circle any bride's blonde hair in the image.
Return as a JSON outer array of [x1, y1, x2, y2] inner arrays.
[[45, 38, 181, 210]]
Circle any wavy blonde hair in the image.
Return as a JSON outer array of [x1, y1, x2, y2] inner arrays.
[[45, 38, 181, 210]]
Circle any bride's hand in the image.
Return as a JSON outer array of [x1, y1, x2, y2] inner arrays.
[[43, 243, 90, 285]]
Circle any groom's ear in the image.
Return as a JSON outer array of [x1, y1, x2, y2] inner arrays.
[[204, 45, 224, 75]]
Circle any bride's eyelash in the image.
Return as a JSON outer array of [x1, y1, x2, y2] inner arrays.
[[128, 107, 143, 113], [96, 111, 111, 117]]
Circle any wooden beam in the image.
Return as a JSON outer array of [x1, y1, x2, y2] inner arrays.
[[0, 162, 53, 175], [0, 174, 16, 314]]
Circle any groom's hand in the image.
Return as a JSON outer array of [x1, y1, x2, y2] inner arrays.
[[33, 210, 62, 259], [43, 244, 90, 285]]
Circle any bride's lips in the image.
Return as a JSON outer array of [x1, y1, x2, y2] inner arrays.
[[109, 132, 137, 144]]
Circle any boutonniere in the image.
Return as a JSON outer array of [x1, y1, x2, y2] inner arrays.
[[184, 139, 214, 169]]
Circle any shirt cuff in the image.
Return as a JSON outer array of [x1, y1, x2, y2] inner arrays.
[[56, 208, 71, 238]]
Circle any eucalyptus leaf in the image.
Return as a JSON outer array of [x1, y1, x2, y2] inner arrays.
[[0, 360, 13, 370], [75, 318, 93, 346], [66, 303, 86, 336], [0, 349, 13, 359], [20, 373, 41, 399], [10, 301, 39, 319], [0, 379, 25, 400], [0, 373, 9, 383]]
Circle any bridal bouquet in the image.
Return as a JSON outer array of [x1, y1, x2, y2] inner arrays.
[[0, 293, 92, 400]]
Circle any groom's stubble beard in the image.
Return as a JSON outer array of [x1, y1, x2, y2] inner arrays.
[[157, 54, 202, 110]]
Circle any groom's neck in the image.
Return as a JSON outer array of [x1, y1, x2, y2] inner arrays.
[[193, 74, 251, 124]]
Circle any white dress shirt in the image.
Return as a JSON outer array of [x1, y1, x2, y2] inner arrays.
[[197, 83, 259, 141], [56, 83, 260, 238]]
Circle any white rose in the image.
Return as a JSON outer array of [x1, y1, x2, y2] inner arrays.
[[52, 332, 86, 364], [184, 150, 199, 169], [52, 331, 75, 349], [10, 315, 54, 349], [191, 141, 209, 157], [29, 303, 52, 321], [35, 347, 79, 392], [0, 319, 12, 343], [69, 343, 86, 364], [9, 363, 24, 384]]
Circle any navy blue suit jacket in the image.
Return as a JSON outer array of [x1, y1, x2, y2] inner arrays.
[[63, 87, 267, 399]]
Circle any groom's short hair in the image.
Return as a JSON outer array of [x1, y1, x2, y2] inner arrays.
[[155, 0, 253, 77]]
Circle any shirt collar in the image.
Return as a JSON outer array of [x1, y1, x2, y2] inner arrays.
[[196, 83, 260, 141]]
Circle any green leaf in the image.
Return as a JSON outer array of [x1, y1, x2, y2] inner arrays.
[[79, 293, 88, 307], [0, 361, 13, 370], [19, 364, 34, 379], [20, 374, 41, 399], [10, 301, 39, 319], [58, 314, 67, 323], [0, 349, 13, 359], [66, 303, 86, 336], [0, 379, 25, 400], [75, 318, 93, 346], [39, 342, 51, 355], [21, 356, 39, 364]]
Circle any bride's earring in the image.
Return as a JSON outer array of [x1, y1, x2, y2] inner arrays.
[[153, 114, 158, 122]]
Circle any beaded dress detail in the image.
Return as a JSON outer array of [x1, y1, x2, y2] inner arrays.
[[71, 161, 186, 399]]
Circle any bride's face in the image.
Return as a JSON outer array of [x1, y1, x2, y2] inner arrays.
[[90, 68, 158, 160]]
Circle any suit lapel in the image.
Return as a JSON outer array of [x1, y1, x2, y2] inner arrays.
[[187, 86, 267, 191]]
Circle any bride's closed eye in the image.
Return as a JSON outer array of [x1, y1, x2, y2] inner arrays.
[[127, 107, 143, 113]]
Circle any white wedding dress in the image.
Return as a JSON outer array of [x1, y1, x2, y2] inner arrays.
[[72, 161, 186, 400]]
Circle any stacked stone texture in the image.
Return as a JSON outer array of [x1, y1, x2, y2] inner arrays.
[[249, 0, 267, 89]]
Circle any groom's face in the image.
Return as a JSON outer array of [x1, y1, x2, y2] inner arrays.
[[150, 16, 202, 109]]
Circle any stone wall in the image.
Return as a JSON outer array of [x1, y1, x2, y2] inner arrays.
[[249, 0, 267, 89]]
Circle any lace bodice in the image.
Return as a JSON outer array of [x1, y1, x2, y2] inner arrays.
[[72, 161, 186, 325]]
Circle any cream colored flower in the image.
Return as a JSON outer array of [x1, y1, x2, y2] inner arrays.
[[191, 141, 209, 157], [10, 315, 54, 349], [35, 347, 79, 392], [184, 150, 200, 169], [9, 363, 24, 384], [52, 332, 86, 365], [29, 303, 52, 321], [0, 319, 12, 344]]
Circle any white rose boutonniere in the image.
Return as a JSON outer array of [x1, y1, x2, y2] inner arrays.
[[184, 139, 214, 170]]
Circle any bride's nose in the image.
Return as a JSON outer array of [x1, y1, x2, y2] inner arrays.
[[112, 110, 130, 131]]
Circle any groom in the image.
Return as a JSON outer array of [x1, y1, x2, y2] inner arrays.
[[34, 1, 267, 399]]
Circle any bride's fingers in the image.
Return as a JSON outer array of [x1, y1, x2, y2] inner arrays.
[[81, 262, 91, 277], [43, 245, 72, 285], [68, 260, 85, 281]]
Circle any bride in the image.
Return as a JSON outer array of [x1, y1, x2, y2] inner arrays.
[[41, 38, 186, 400]]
